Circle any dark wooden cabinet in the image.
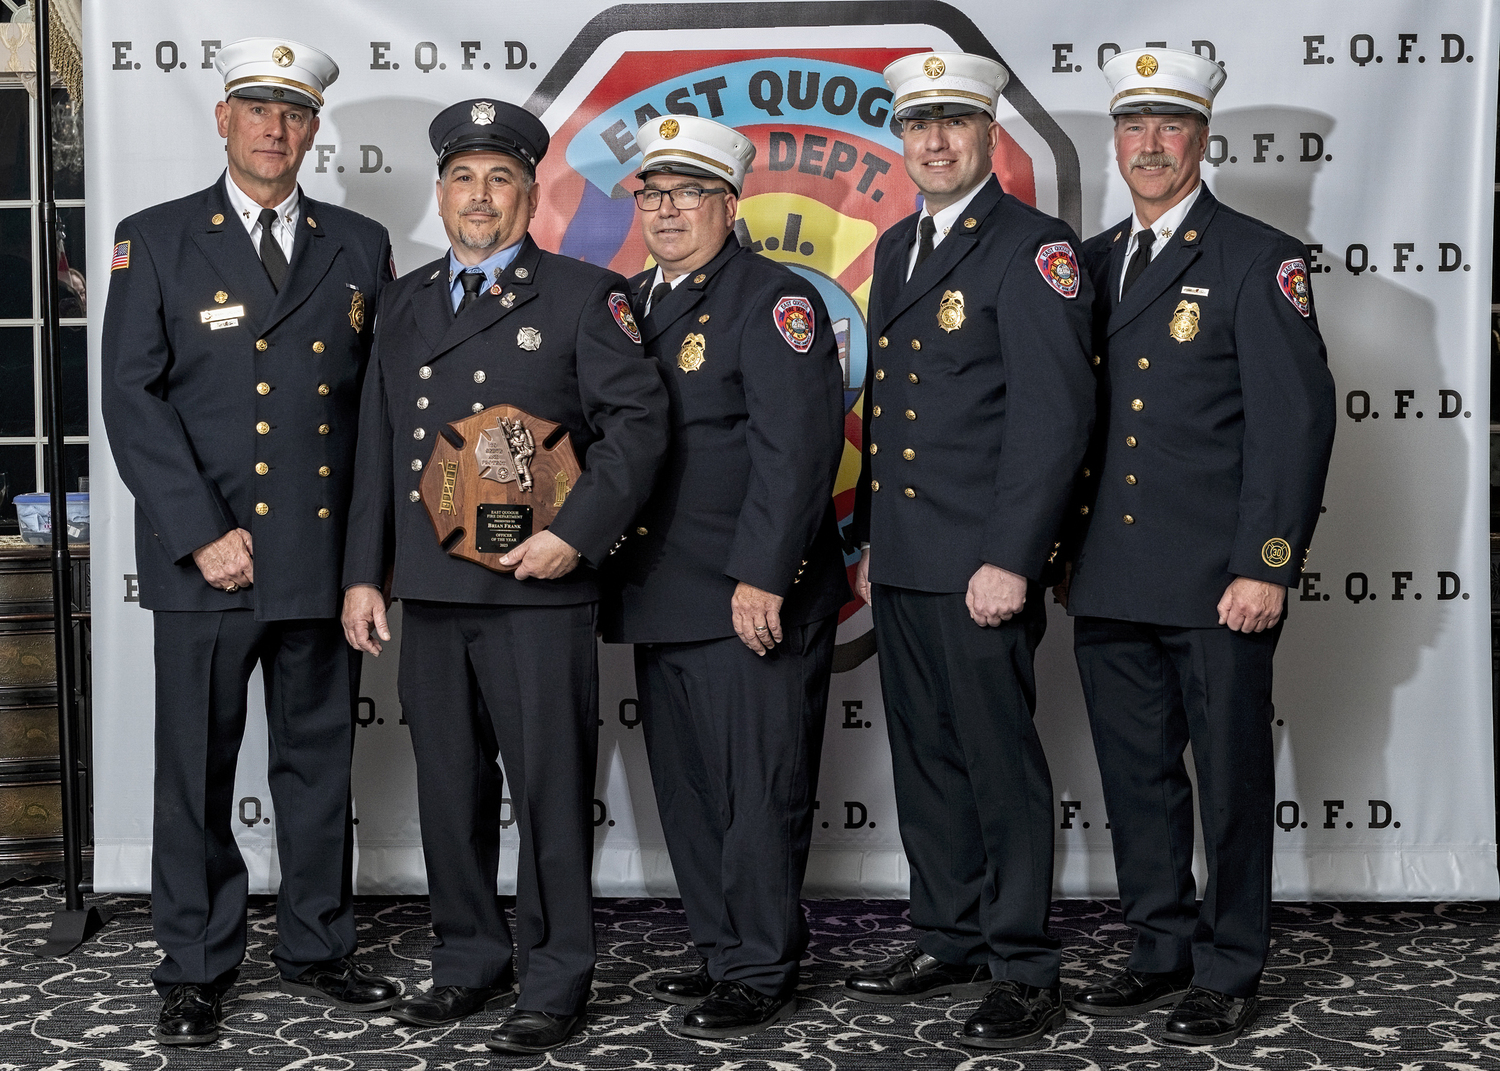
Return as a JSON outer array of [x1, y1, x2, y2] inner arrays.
[[0, 537, 89, 870]]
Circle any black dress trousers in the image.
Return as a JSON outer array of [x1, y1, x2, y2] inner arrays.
[[150, 609, 359, 995], [396, 599, 599, 1017], [1072, 616, 1280, 998], [635, 614, 836, 997], [871, 584, 1060, 987]]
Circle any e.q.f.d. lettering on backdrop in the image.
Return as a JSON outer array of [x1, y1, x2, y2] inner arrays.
[[84, 0, 1499, 899]]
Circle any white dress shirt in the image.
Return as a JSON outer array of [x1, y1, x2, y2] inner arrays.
[[1119, 182, 1202, 300], [905, 176, 990, 281], [644, 265, 688, 315], [223, 174, 299, 262]]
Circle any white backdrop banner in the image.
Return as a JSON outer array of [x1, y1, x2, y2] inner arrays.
[[85, 0, 1500, 900]]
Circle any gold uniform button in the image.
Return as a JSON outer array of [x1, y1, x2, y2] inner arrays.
[[312, 341, 325, 353], [255, 339, 268, 352], [875, 369, 885, 380], [902, 448, 915, 460], [1123, 514, 1135, 524], [318, 384, 330, 396], [255, 502, 269, 516], [318, 424, 331, 435], [1126, 435, 1138, 447], [871, 480, 881, 492], [1080, 505, 1090, 515], [319, 466, 331, 477], [408, 490, 421, 502], [873, 405, 882, 417], [256, 382, 270, 395], [255, 462, 269, 475], [1137, 358, 1149, 370], [1131, 399, 1144, 411], [318, 508, 331, 519], [636, 526, 649, 536], [869, 443, 879, 454], [905, 409, 916, 420], [908, 372, 919, 384], [1082, 467, 1091, 478], [904, 487, 916, 498], [910, 339, 921, 350], [877, 336, 888, 348], [1091, 355, 1101, 366], [1125, 474, 1137, 485], [256, 421, 270, 434]]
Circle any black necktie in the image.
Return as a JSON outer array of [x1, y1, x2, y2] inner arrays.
[[649, 281, 672, 315], [1121, 227, 1156, 298], [457, 270, 485, 315], [913, 215, 936, 275], [257, 208, 288, 292]]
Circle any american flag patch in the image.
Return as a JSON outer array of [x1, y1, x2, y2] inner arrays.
[[111, 241, 130, 271]]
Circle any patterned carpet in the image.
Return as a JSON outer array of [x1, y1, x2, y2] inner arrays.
[[0, 884, 1497, 1069]]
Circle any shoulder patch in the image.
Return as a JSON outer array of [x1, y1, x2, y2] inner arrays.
[[1277, 258, 1311, 317], [773, 295, 816, 352], [607, 292, 641, 343], [111, 240, 131, 271], [1035, 241, 1079, 298]]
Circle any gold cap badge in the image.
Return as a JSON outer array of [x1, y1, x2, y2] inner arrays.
[[660, 118, 680, 139], [923, 56, 946, 79], [272, 45, 294, 68], [1136, 54, 1158, 77], [471, 101, 495, 125]]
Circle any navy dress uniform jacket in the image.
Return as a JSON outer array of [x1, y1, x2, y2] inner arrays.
[[850, 176, 1095, 587], [602, 236, 849, 643], [342, 235, 668, 603], [1067, 186, 1337, 627], [102, 174, 393, 621]]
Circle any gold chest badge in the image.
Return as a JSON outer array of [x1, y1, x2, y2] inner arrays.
[[1168, 299, 1199, 343], [938, 290, 966, 333], [678, 332, 706, 372], [349, 290, 366, 332]]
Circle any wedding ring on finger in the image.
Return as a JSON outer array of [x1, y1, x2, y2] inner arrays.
[[225, 583, 239, 592], [754, 625, 768, 632]]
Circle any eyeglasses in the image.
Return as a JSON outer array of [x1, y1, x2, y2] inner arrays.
[[633, 186, 727, 211]]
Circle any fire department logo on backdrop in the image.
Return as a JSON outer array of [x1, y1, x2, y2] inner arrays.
[[528, 4, 1079, 665]]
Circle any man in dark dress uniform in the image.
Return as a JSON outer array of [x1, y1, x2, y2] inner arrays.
[[1063, 48, 1337, 1045], [842, 51, 1095, 1050], [101, 38, 400, 1046], [341, 99, 668, 1056], [600, 115, 849, 1038]]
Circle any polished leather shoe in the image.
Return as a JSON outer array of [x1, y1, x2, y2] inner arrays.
[[844, 946, 991, 1004], [281, 956, 402, 1010], [485, 1008, 586, 1054], [1067, 966, 1194, 1016], [1162, 986, 1258, 1046], [958, 980, 1066, 1050], [390, 982, 513, 1027], [680, 979, 795, 1038], [653, 961, 714, 1005], [153, 983, 222, 1046]]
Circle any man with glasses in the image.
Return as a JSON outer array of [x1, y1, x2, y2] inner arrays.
[[601, 114, 847, 1038]]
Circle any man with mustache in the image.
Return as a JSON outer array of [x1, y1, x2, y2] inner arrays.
[[601, 114, 848, 1038], [341, 98, 667, 1054], [843, 51, 1094, 1050], [101, 38, 400, 1045], [1062, 48, 1336, 1045]]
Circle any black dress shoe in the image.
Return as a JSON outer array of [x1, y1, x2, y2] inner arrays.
[[958, 980, 1066, 1050], [485, 1008, 586, 1054], [1162, 986, 1258, 1046], [153, 983, 222, 1046], [280, 956, 402, 1010], [1067, 966, 1194, 1016], [390, 983, 513, 1027], [653, 961, 714, 1005], [843, 946, 991, 1004], [680, 979, 795, 1039]]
